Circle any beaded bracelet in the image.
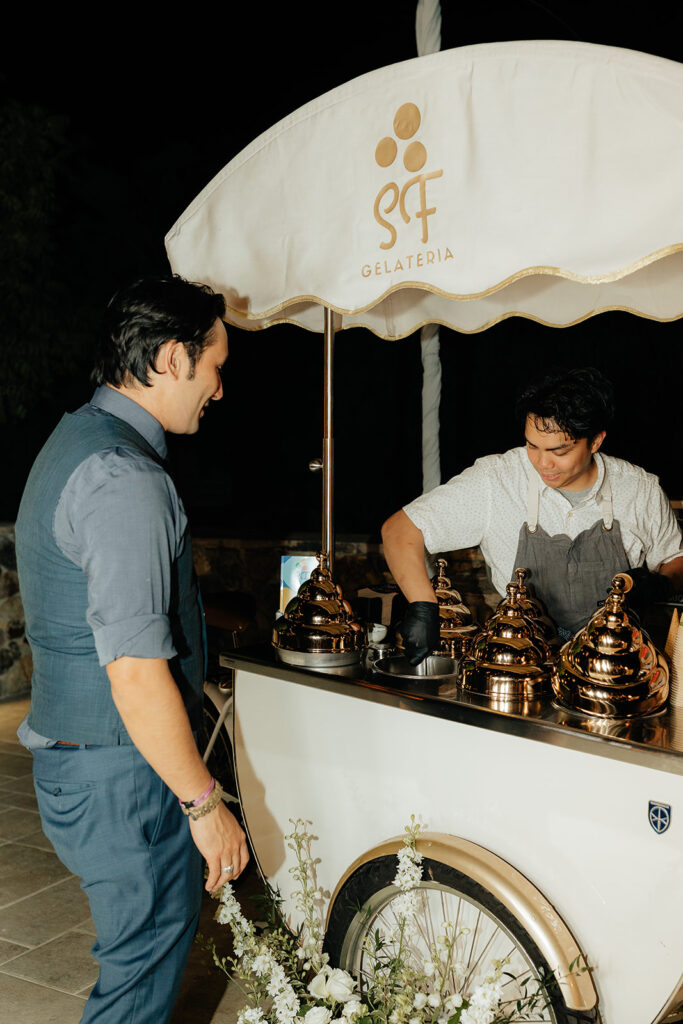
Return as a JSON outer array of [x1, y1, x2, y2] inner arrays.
[[180, 777, 215, 811], [181, 780, 224, 820]]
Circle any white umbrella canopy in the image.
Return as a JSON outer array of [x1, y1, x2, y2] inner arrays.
[[166, 39, 683, 336]]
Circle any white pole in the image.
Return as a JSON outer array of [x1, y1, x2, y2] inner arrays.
[[322, 307, 335, 575], [415, 0, 443, 493]]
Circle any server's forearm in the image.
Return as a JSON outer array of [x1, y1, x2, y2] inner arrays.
[[381, 509, 437, 602]]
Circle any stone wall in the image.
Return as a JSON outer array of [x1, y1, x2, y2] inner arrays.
[[0, 525, 33, 701], [0, 525, 498, 700], [192, 536, 499, 643]]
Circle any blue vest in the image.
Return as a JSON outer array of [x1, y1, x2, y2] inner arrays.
[[16, 409, 204, 744]]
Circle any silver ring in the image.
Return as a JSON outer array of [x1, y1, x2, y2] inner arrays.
[[221, 865, 234, 874]]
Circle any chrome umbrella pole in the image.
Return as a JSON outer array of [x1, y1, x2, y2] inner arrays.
[[273, 306, 363, 666], [322, 306, 335, 575]]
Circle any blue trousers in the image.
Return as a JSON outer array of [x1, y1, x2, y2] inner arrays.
[[33, 744, 203, 1024]]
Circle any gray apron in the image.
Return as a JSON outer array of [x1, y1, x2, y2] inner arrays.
[[514, 469, 628, 634]]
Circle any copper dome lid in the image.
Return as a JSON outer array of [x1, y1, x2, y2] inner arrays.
[[496, 567, 557, 642], [431, 558, 478, 657], [460, 580, 554, 708], [272, 552, 365, 666], [394, 558, 477, 658], [551, 573, 669, 718]]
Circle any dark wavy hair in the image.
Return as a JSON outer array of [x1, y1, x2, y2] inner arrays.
[[91, 275, 226, 388], [515, 367, 615, 441]]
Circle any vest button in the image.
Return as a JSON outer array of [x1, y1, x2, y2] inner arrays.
[[52, 787, 61, 796]]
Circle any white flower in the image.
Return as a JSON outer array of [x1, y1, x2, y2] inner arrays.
[[392, 892, 418, 920], [251, 954, 271, 977], [304, 1009, 332, 1024], [469, 983, 500, 1010], [412, 993, 427, 1009], [427, 993, 440, 1008], [308, 969, 330, 999], [342, 1001, 364, 1020], [239, 1011, 265, 1024], [409, 1018, 422, 1024], [326, 968, 356, 1003], [460, 1009, 495, 1024], [422, 960, 435, 977], [444, 994, 463, 1012]]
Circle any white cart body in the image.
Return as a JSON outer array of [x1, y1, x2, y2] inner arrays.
[[228, 651, 683, 1024]]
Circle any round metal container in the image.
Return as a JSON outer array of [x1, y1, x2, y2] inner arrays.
[[275, 648, 362, 668], [373, 654, 457, 681]]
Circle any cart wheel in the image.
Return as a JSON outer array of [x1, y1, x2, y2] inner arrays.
[[325, 856, 597, 1024], [200, 692, 239, 813]]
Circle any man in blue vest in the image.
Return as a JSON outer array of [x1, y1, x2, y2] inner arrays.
[[15, 276, 248, 1024]]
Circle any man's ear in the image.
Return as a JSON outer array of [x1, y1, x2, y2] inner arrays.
[[590, 430, 607, 454], [155, 340, 182, 379]]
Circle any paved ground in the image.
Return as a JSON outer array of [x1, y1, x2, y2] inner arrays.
[[0, 697, 260, 1024]]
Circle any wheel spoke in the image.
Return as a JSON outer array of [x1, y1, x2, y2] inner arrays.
[[339, 879, 557, 1024]]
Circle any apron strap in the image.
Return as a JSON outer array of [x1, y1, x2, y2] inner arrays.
[[597, 473, 614, 531], [526, 472, 540, 533]]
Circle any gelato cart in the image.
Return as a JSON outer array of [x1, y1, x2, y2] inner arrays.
[[169, 37, 683, 1024], [219, 621, 683, 1024]]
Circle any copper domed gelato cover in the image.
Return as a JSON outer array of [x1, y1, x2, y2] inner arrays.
[[460, 580, 554, 708], [273, 552, 364, 666], [497, 567, 557, 643], [394, 558, 476, 658], [551, 573, 669, 718], [431, 558, 478, 656]]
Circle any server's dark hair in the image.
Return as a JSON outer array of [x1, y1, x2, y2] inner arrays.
[[92, 275, 226, 387], [515, 367, 615, 441]]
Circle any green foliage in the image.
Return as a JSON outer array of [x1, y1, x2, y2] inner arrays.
[[209, 820, 594, 1024]]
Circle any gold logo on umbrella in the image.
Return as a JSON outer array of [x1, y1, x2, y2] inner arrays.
[[373, 103, 443, 250]]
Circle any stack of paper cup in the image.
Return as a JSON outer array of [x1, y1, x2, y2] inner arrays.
[[668, 610, 683, 708], [665, 609, 680, 661]]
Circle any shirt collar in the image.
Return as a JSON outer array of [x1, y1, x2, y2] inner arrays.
[[89, 385, 167, 460]]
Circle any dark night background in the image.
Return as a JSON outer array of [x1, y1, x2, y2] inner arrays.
[[1, 2, 681, 541]]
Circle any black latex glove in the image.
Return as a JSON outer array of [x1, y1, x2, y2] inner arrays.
[[624, 567, 674, 616], [401, 601, 440, 666]]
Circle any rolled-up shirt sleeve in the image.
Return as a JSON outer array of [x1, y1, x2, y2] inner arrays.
[[55, 446, 187, 666], [403, 458, 494, 554]]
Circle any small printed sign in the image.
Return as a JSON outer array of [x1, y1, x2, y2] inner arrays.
[[279, 555, 319, 614], [648, 801, 671, 834]]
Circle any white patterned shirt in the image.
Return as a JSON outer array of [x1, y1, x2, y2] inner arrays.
[[403, 449, 683, 597]]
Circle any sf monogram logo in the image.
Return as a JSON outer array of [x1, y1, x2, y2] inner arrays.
[[373, 102, 443, 250]]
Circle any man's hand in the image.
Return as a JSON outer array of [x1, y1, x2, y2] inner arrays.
[[401, 601, 440, 665], [190, 803, 250, 892]]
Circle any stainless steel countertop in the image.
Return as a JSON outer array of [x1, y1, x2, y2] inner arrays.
[[221, 645, 683, 776]]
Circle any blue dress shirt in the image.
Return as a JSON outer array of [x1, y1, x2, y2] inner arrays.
[[19, 386, 203, 748]]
